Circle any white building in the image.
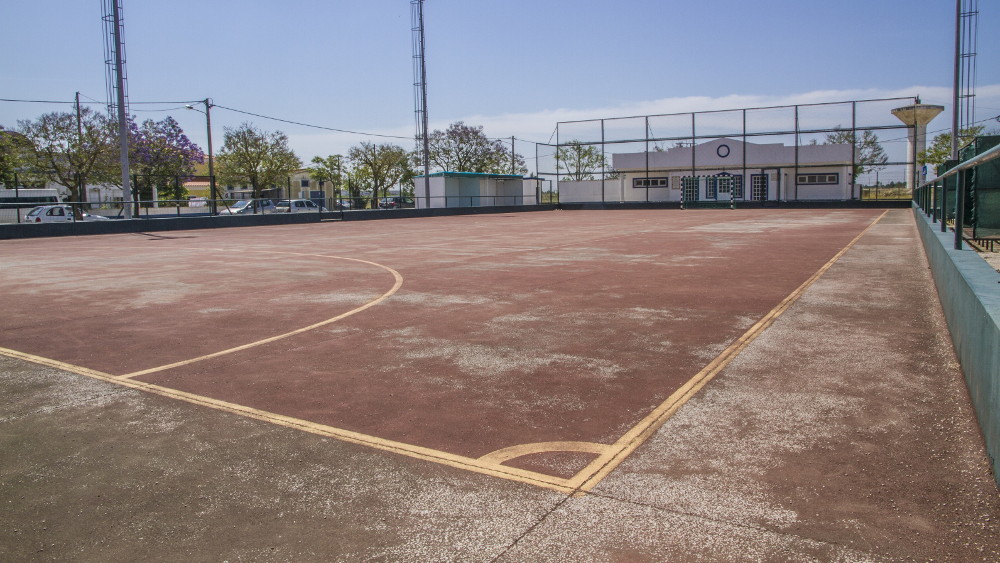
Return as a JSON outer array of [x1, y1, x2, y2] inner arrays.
[[560, 138, 857, 203], [415, 172, 538, 208]]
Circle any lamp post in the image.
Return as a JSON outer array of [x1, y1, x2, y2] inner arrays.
[[185, 98, 216, 215]]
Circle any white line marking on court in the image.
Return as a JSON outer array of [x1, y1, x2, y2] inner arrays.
[[117, 252, 403, 379], [0, 213, 889, 495]]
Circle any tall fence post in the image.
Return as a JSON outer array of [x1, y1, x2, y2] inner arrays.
[[954, 169, 965, 250], [14, 172, 20, 224], [941, 176, 949, 233]]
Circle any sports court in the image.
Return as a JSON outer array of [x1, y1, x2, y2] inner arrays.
[[3, 207, 1000, 560], [1, 208, 885, 493]]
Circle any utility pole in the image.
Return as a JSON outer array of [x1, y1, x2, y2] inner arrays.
[[75, 92, 85, 210], [511, 136, 515, 175], [203, 98, 216, 215], [75, 92, 83, 139]]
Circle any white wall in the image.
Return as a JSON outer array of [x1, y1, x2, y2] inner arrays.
[[415, 176, 527, 208], [558, 180, 604, 203], [611, 138, 857, 201]]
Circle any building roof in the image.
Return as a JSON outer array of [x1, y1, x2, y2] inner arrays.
[[415, 171, 524, 180], [612, 138, 855, 171]]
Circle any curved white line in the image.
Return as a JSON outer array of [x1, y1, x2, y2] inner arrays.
[[119, 252, 403, 379]]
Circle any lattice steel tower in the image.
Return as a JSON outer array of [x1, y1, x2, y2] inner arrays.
[[102, 0, 133, 218], [958, 0, 979, 135], [952, 0, 979, 158], [411, 0, 430, 204]]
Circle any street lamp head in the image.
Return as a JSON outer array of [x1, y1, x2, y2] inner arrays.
[[184, 104, 194, 110]]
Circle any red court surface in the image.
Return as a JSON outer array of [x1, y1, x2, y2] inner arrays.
[[0, 209, 884, 491]]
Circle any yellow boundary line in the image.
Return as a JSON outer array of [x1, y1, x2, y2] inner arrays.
[[0, 214, 886, 495], [562, 209, 889, 494], [0, 346, 577, 494], [478, 441, 611, 465]]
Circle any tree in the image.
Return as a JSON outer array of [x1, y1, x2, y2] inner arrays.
[[347, 142, 411, 206], [0, 126, 38, 188], [17, 108, 119, 202], [917, 125, 986, 167], [129, 116, 204, 201], [427, 121, 526, 174], [309, 154, 344, 198], [824, 128, 888, 177], [557, 141, 608, 181], [216, 123, 301, 201]]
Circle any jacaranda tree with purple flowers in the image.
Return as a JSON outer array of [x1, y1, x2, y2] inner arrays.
[[128, 116, 205, 202]]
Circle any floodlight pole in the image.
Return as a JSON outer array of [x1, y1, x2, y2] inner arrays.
[[951, 0, 961, 161], [109, 0, 132, 219], [418, 0, 430, 206], [412, 0, 431, 207]]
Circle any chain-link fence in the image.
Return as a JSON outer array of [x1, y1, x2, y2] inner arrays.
[[537, 97, 924, 206]]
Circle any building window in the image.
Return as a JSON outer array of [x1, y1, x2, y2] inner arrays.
[[705, 176, 717, 199], [300, 179, 310, 188], [717, 175, 731, 194], [713, 174, 744, 198], [682, 177, 699, 201], [632, 177, 669, 188], [751, 175, 768, 201], [797, 173, 838, 185]]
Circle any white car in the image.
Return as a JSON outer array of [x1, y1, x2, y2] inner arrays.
[[274, 199, 326, 213], [218, 200, 276, 215], [24, 205, 110, 223]]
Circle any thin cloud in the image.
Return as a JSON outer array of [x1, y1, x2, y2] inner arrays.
[[289, 85, 1000, 161]]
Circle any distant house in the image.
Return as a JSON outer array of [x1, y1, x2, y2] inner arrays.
[[560, 138, 857, 203], [40, 181, 121, 206]]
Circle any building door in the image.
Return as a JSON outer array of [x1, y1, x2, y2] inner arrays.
[[751, 174, 768, 201]]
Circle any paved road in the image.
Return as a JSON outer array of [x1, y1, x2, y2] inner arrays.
[[1, 209, 998, 561]]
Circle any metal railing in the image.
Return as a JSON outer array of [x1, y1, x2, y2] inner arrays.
[[913, 141, 1000, 250]]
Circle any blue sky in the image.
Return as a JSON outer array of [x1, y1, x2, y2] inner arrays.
[[2, 0, 998, 168]]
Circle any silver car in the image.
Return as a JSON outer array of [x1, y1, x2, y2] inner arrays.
[[24, 205, 111, 223], [274, 199, 326, 213], [218, 200, 276, 215]]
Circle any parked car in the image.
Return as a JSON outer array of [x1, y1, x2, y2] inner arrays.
[[332, 199, 353, 210], [24, 205, 110, 223], [218, 199, 276, 215], [378, 196, 415, 209], [274, 199, 326, 213]]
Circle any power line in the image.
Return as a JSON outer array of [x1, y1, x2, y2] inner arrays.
[[0, 97, 77, 104], [132, 106, 190, 113], [1, 96, 204, 106], [213, 104, 413, 140]]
